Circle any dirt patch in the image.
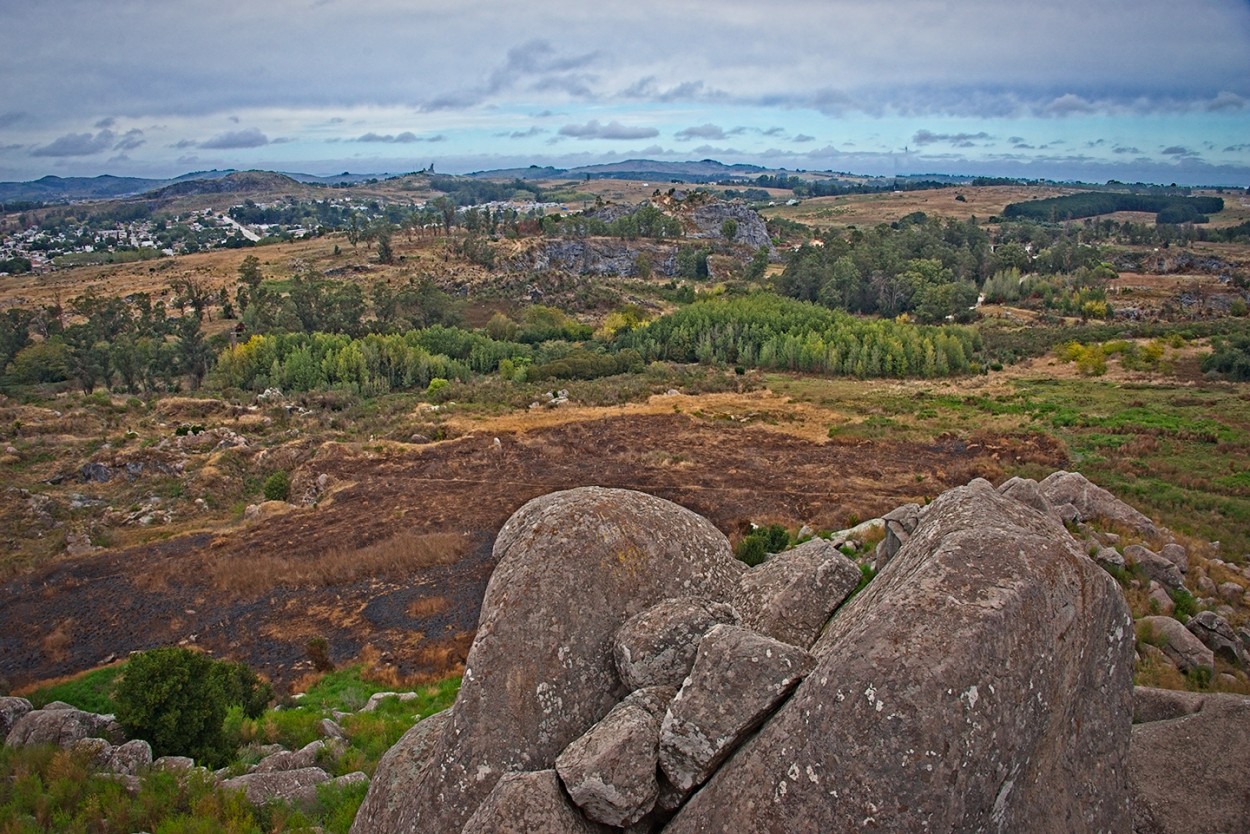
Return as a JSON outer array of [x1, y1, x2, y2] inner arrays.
[[0, 409, 1064, 692]]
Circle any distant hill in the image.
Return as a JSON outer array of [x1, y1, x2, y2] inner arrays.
[[468, 159, 770, 183], [145, 170, 304, 198], [0, 171, 235, 204]]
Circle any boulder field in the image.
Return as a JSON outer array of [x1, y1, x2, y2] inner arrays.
[[354, 476, 1244, 833]]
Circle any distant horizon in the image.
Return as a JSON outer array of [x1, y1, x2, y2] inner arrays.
[[3, 2, 1248, 188]]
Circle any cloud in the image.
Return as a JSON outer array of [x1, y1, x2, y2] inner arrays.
[[171, 139, 197, 149], [1113, 145, 1142, 155], [502, 127, 546, 139], [792, 134, 815, 143], [1206, 91, 1247, 112], [94, 117, 116, 129], [354, 131, 421, 143], [675, 123, 726, 141], [559, 120, 658, 140], [32, 129, 116, 157], [911, 130, 992, 146], [1043, 94, 1097, 116], [200, 128, 269, 149], [113, 129, 145, 152], [0, 112, 26, 129], [1225, 144, 1250, 153], [1161, 145, 1197, 157], [422, 39, 600, 111]]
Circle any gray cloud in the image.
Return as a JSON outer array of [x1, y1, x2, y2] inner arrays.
[[354, 132, 421, 143], [1042, 94, 1097, 116], [199, 128, 268, 149], [0, 112, 26, 129], [113, 129, 145, 152], [32, 129, 116, 157], [502, 127, 547, 139], [1206, 91, 1247, 112], [675, 123, 726, 141], [793, 134, 815, 143], [559, 120, 658, 140], [1113, 145, 1142, 154], [1161, 145, 1198, 157], [912, 130, 992, 146]]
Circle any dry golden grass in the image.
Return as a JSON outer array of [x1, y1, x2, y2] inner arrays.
[[763, 185, 1078, 230], [40, 619, 75, 662], [407, 596, 450, 618], [208, 530, 470, 594]]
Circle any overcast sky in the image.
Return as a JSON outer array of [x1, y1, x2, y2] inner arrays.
[[2, 0, 1249, 185]]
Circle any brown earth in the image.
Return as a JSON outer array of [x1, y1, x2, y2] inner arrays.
[[0, 406, 1065, 692]]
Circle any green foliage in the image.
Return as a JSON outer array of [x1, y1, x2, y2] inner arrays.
[[113, 648, 270, 767], [1002, 192, 1222, 223], [1202, 334, 1250, 380], [1169, 588, 1199, 623], [735, 523, 791, 566], [262, 470, 290, 502], [619, 293, 980, 378]]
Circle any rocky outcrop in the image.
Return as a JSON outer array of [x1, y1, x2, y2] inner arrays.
[[219, 766, 333, 808], [1185, 611, 1246, 667], [1137, 616, 1214, 674], [665, 479, 1135, 833], [1125, 545, 1185, 591], [0, 697, 32, 738], [1130, 693, 1250, 833], [688, 201, 771, 249], [513, 239, 677, 278], [357, 477, 1150, 833], [354, 486, 744, 833]]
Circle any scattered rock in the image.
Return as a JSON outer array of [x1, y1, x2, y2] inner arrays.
[[1218, 581, 1244, 604], [1132, 686, 1208, 724], [254, 739, 325, 774], [219, 766, 331, 808], [152, 755, 196, 772], [731, 538, 860, 649], [107, 739, 153, 776], [556, 687, 674, 827], [319, 718, 346, 740], [1038, 470, 1164, 536], [872, 502, 922, 570], [1147, 586, 1174, 616], [360, 691, 419, 713], [1158, 543, 1188, 573], [1093, 546, 1126, 571], [612, 598, 738, 691], [1137, 616, 1214, 674], [658, 624, 815, 793], [997, 475, 1053, 515], [1185, 611, 1247, 667], [1125, 545, 1185, 591]]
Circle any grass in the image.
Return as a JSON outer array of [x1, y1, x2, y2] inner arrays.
[[23, 664, 125, 713]]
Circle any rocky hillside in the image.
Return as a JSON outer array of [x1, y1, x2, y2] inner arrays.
[[350, 476, 1249, 833]]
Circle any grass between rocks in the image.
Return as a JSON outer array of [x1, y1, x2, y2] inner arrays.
[[5, 666, 462, 833]]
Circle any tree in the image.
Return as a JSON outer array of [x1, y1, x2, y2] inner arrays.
[[175, 315, 212, 390], [114, 647, 270, 767], [721, 218, 739, 241], [237, 255, 263, 289], [376, 227, 395, 265]]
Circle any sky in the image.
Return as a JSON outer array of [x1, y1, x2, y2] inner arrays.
[[2, 0, 1249, 186]]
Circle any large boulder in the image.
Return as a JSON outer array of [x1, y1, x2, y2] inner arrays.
[[107, 739, 153, 776], [612, 598, 738, 691], [998, 475, 1053, 515], [555, 686, 674, 827], [461, 769, 612, 834], [363, 487, 743, 833], [659, 624, 814, 794], [665, 479, 1136, 833], [1125, 546, 1185, 591], [1137, 616, 1214, 674], [1130, 693, 1250, 833], [731, 538, 861, 649], [350, 710, 450, 834], [1038, 470, 1162, 537], [5, 706, 124, 748], [254, 739, 325, 774]]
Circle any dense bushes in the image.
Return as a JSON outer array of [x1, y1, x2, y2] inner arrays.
[[1002, 192, 1223, 223], [1202, 334, 1250, 380], [113, 648, 272, 767]]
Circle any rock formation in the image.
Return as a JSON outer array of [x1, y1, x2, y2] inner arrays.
[[357, 477, 1143, 832]]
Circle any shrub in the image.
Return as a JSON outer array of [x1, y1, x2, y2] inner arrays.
[[114, 647, 270, 767], [734, 523, 791, 566], [307, 636, 335, 672], [263, 470, 291, 502]]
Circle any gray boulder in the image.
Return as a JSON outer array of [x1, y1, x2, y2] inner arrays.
[[5, 706, 124, 748], [613, 598, 738, 692], [1130, 693, 1250, 833], [665, 478, 1136, 834], [0, 696, 32, 738], [1038, 470, 1162, 536], [658, 624, 815, 793], [461, 770, 612, 834], [731, 538, 861, 649], [319, 718, 346, 740], [219, 766, 331, 808], [1146, 586, 1174, 617], [1125, 545, 1185, 591], [1093, 546, 1126, 571], [873, 503, 923, 570], [1185, 611, 1247, 667], [1158, 543, 1188, 573], [254, 739, 325, 774], [1132, 686, 1210, 724], [107, 739, 153, 776], [350, 710, 450, 834], [1137, 616, 1214, 674], [555, 687, 674, 827], [360, 487, 743, 833], [152, 755, 196, 772]]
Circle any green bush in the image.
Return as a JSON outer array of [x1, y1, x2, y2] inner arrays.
[[734, 523, 791, 566], [262, 470, 291, 502], [114, 648, 270, 767]]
